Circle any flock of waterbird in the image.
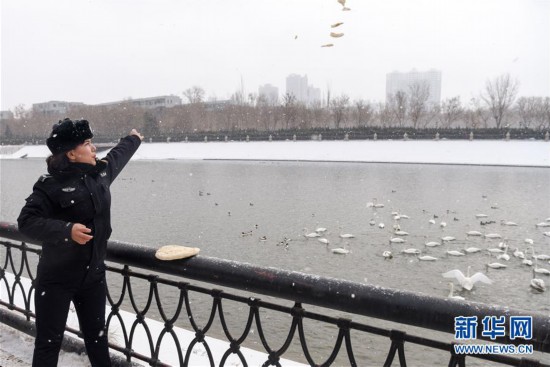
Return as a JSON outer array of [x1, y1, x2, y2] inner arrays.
[[292, 198, 550, 299], [221, 186, 549, 300]]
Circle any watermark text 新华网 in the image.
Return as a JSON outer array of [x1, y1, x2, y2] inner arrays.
[[453, 315, 534, 355]]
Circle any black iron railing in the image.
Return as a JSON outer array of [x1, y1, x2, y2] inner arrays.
[[1, 221, 549, 367]]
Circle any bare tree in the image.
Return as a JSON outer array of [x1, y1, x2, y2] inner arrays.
[[466, 97, 491, 129], [439, 96, 463, 128], [142, 110, 160, 137], [309, 100, 327, 129], [14, 104, 30, 119], [377, 102, 394, 127], [354, 99, 374, 127], [256, 94, 281, 131], [230, 90, 249, 130], [330, 94, 350, 129], [183, 86, 205, 104], [408, 81, 430, 128], [515, 96, 544, 129], [541, 97, 550, 130], [481, 73, 519, 128], [282, 93, 297, 130], [388, 91, 408, 127]]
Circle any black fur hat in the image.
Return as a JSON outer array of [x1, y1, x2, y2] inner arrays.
[[46, 118, 94, 154]]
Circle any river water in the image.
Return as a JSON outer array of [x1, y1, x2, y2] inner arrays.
[[1, 158, 549, 365]]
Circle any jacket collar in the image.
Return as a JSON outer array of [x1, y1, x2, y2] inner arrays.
[[51, 159, 107, 180]]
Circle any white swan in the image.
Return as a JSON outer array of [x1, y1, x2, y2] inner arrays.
[[447, 283, 465, 300], [418, 254, 437, 261], [522, 259, 533, 266], [513, 248, 525, 259], [304, 231, 321, 238], [428, 219, 436, 225], [442, 266, 493, 290], [530, 270, 546, 292], [487, 262, 507, 269], [339, 234, 355, 239], [440, 221, 447, 228], [315, 227, 327, 233], [487, 248, 504, 254], [484, 233, 502, 239], [524, 238, 534, 245], [534, 259, 550, 275], [390, 237, 406, 244], [534, 267, 550, 275], [497, 247, 510, 261], [378, 223, 385, 228], [367, 198, 384, 208], [318, 238, 329, 245], [394, 230, 409, 236], [536, 222, 550, 227], [401, 248, 421, 255], [543, 232, 550, 237], [331, 247, 350, 255], [464, 247, 482, 254], [501, 220, 518, 226], [530, 278, 546, 292], [530, 248, 549, 274], [476, 214, 488, 218], [425, 241, 441, 247], [447, 250, 465, 256], [466, 231, 483, 236], [441, 236, 456, 242], [382, 250, 393, 259]]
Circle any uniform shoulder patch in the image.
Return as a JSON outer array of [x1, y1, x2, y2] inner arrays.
[[38, 174, 52, 182]]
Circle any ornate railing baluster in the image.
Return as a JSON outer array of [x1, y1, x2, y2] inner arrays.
[[383, 330, 408, 367]]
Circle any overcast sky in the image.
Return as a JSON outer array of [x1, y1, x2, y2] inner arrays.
[[1, 0, 549, 111]]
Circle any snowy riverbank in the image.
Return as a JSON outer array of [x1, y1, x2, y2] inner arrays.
[[1, 140, 549, 167]]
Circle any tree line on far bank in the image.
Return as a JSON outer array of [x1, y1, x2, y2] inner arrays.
[[1, 73, 549, 144]]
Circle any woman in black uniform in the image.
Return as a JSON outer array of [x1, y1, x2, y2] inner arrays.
[[18, 118, 143, 367]]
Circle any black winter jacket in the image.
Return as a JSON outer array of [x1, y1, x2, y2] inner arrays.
[[18, 135, 141, 286]]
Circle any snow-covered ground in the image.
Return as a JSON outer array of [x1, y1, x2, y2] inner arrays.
[[1, 140, 549, 167]]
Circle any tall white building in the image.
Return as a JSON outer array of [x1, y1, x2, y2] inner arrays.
[[258, 84, 279, 104], [386, 69, 442, 105], [286, 74, 320, 105]]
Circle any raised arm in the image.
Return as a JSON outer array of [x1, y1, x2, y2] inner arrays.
[[103, 129, 143, 183]]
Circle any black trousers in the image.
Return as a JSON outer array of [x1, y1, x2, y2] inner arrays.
[[32, 276, 112, 367]]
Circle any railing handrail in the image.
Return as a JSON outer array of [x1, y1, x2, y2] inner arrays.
[[1, 220, 549, 354]]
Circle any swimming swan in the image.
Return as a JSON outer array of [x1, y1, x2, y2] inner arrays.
[[530, 270, 546, 292]]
